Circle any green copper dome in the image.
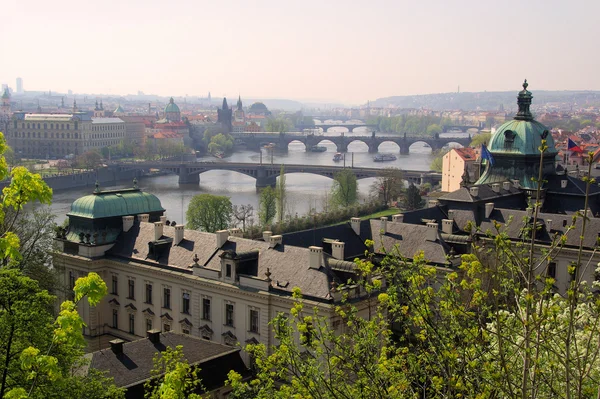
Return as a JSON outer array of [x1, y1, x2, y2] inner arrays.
[[164, 97, 180, 114], [67, 188, 164, 219], [1, 89, 10, 99], [114, 104, 125, 114]]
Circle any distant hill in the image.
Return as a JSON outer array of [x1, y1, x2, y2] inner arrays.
[[371, 90, 600, 111]]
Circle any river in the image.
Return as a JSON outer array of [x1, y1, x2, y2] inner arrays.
[[49, 130, 469, 225]]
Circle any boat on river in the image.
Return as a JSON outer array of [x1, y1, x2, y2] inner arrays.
[[309, 145, 327, 152], [333, 152, 344, 162], [373, 153, 397, 162]]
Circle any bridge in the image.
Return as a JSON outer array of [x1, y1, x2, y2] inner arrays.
[[231, 132, 471, 154], [442, 124, 482, 133], [305, 115, 358, 123], [295, 122, 377, 133], [116, 161, 441, 188]]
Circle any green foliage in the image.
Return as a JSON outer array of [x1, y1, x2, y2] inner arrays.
[[207, 133, 233, 155], [73, 151, 102, 170], [264, 118, 292, 133], [258, 186, 277, 227], [469, 132, 491, 147], [276, 165, 286, 224], [403, 183, 424, 210], [426, 123, 442, 135], [330, 169, 358, 208], [186, 194, 233, 232], [144, 345, 202, 399], [367, 115, 449, 136], [429, 149, 446, 172]]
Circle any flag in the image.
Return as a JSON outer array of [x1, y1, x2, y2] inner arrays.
[[481, 144, 495, 166], [568, 138, 583, 153]]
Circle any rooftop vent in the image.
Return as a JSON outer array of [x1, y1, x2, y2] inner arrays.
[[309, 246, 322, 269], [216, 230, 229, 248], [469, 186, 479, 197], [392, 214, 404, 223], [485, 202, 494, 218], [350, 217, 361, 236], [561, 180, 568, 189], [502, 181, 511, 191], [491, 183, 500, 193], [147, 329, 161, 344], [109, 339, 125, 356], [174, 225, 184, 245], [122, 215, 134, 232]]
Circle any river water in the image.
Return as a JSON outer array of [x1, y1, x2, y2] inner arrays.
[[49, 130, 468, 225]]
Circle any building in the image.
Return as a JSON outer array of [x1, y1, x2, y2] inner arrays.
[[8, 111, 126, 158], [217, 97, 232, 132], [16, 78, 23, 94], [85, 331, 249, 399], [232, 96, 246, 133], [441, 147, 479, 192], [53, 185, 377, 364], [162, 98, 181, 123], [1, 88, 10, 128], [93, 100, 105, 117]]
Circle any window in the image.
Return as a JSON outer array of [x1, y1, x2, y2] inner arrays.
[[226, 264, 232, 278], [302, 320, 314, 345], [129, 314, 135, 334], [182, 292, 190, 314], [225, 303, 234, 327], [163, 288, 171, 309], [163, 323, 171, 332], [202, 298, 211, 320], [249, 309, 259, 334], [128, 279, 135, 299], [69, 271, 76, 290], [111, 275, 118, 295], [504, 130, 515, 150], [112, 310, 118, 329], [548, 262, 556, 279], [182, 328, 190, 335], [145, 283, 153, 304], [146, 319, 152, 332]]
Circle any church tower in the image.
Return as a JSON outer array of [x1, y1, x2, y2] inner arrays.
[[0, 88, 10, 123], [217, 97, 232, 132]]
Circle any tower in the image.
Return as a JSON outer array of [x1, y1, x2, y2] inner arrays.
[[16, 78, 23, 94], [73, 99, 78, 113], [208, 92, 212, 104], [0, 88, 10, 121], [217, 97, 232, 132], [94, 99, 105, 117]]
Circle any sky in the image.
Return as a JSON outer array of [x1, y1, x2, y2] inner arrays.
[[2, 0, 599, 104]]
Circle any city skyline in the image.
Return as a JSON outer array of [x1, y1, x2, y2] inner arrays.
[[2, 0, 599, 104]]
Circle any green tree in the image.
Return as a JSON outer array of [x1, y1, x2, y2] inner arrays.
[[207, 133, 233, 155], [469, 132, 491, 147], [403, 182, 424, 210], [144, 345, 202, 399], [370, 167, 404, 206], [258, 186, 277, 227], [186, 194, 232, 232], [264, 118, 292, 133], [429, 149, 446, 172], [276, 165, 286, 224], [74, 151, 102, 170], [426, 123, 442, 135], [330, 169, 358, 208]]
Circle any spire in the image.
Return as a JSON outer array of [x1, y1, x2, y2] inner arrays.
[[61, 97, 64, 108], [73, 99, 77, 112], [100, 99, 103, 110], [222, 97, 228, 110], [237, 95, 242, 111], [95, 99, 99, 110], [514, 79, 533, 121], [36, 100, 42, 113]]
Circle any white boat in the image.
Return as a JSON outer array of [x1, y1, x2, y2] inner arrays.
[[333, 153, 344, 162], [373, 153, 397, 162]]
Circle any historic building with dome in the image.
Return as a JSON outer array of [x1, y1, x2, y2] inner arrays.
[[162, 97, 181, 123]]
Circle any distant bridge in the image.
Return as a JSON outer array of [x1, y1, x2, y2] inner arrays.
[[305, 115, 358, 123], [442, 124, 482, 133], [116, 161, 441, 188], [231, 132, 471, 154]]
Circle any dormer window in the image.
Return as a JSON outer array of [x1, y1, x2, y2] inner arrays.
[[504, 130, 516, 150]]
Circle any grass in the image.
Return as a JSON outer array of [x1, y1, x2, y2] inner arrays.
[[357, 207, 402, 220]]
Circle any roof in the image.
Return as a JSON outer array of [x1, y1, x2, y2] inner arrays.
[[164, 98, 180, 114], [1, 88, 10, 99], [23, 113, 77, 121], [152, 132, 184, 139], [108, 222, 337, 300], [87, 332, 248, 390], [438, 182, 523, 203], [67, 188, 164, 220], [453, 147, 477, 162], [92, 117, 124, 124], [114, 105, 125, 113], [249, 102, 268, 112]]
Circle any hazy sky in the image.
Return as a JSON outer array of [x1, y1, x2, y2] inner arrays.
[[2, 0, 599, 104]]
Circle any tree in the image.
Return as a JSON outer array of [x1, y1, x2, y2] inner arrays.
[[186, 194, 232, 233], [370, 167, 404, 206], [429, 149, 446, 172], [330, 169, 358, 208], [276, 165, 286, 224], [265, 118, 292, 133], [469, 132, 491, 147], [403, 182, 424, 210], [74, 151, 102, 170], [144, 345, 202, 399], [426, 123, 442, 135], [231, 204, 254, 232], [258, 186, 277, 227], [207, 133, 233, 155]]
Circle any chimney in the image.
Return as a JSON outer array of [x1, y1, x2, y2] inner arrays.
[[426, 222, 438, 242], [441, 219, 453, 234], [139, 214, 150, 223], [502, 181, 511, 191], [513, 179, 520, 188], [147, 329, 161, 344], [269, 235, 282, 248], [485, 202, 494, 218], [229, 228, 243, 238], [122, 216, 134, 232], [448, 210, 455, 220], [332, 241, 345, 260], [109, 339, 125, 356], [154, 222, 164, 241], [350, 217, 361, 236], [159, 216, 167, 224], [392, 214, 404, 223], [380, 217, 387, 234], [428, 199, 439, 208], [309, 246, 322, 269], [262, 231, 272, 242], [469, 186, 479, 197], [491, 183, 500, 193], [561, 180, 568, 189], [174, 225, 184, 245], [546, 219, 553, 231], [216, 230, 229, 248]]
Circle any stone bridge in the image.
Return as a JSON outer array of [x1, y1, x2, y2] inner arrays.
[[442, 124, 482, 133], [231, 132, 471, 154], [116, 161, 441, 188]]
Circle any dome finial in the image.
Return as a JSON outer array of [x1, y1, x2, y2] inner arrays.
[[515, 80, 533, 121], [133, 177, 138, 189], [94, 181, 100, 193], [523, 79, 528, 90]]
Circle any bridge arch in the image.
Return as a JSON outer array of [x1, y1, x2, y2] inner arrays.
[[287, 140, 306, 152], [408, 141, 433, 154], [377, 140, 401, 153], [441, 141, 465, 150], [314, 139, 337, 151], [346, 139, 370, 152], [321, 125, 350, 133]]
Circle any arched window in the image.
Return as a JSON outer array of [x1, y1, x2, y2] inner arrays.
[[504, 130, 516, 150]]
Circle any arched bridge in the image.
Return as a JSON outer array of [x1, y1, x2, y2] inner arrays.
[[296, 123, 377, 133], [442, 124, 482, 133], [116, 161, 441, 188], [231, 133, 471, 154]]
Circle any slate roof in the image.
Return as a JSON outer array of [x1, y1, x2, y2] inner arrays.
[[108, 221, 335, 300], [87, 332, 248, 390], [369, 220, 451, 265], [545, 174, 600, 196], [439, 182, 523, 203]]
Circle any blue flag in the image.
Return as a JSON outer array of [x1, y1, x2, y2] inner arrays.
[[481, 144, 495, 166]]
